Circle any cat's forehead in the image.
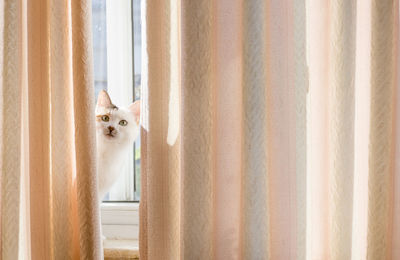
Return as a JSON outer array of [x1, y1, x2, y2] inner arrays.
[[96, 106, 133, 120], [96, 104, 118, 115]]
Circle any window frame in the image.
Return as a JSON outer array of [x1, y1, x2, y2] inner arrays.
[[101, 203, 139, 240]]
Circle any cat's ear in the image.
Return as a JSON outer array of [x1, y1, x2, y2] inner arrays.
[[97, 90, 112, 107], [128, 100, 140, 124]]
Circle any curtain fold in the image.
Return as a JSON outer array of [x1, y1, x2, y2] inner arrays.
[[327, 0, 356, 258], [0, 0, 102, 259], [140, 0, 400, 259], [1, 0, 23, 258]]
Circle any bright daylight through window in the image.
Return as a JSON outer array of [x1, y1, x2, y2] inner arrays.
[[92, 0, 142, 202]]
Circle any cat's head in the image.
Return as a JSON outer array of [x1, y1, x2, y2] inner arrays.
[[95, 90, 140, 145]]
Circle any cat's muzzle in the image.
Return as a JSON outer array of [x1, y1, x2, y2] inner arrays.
[[104, 126, 117, 138]]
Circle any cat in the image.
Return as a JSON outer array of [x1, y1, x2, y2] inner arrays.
[[95, 90, 140, 201]]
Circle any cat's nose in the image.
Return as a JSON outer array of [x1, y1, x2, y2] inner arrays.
[[108, 126, 115, 132]]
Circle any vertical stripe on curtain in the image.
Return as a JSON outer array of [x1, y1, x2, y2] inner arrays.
[[0, 0, 102, 258], [367, 1, 396, 259], [242, 0, 268, 258], [306, 0, 330, 258], [214, 0, 242, 259], [71, 0, 102, 258], [181, 0, 214, 259], [1, 0, 23, 258], [351, 0, 372, 258], [139, 0, 399, 259], [328, 0, 356, 259], [393, 2, 400, 260]]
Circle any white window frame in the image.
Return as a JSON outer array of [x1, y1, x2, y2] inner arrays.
[[101, 203, 139, 240], [100, 0, 140, 241], [104, 0, 135, 201]]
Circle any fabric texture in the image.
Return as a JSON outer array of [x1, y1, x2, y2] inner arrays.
[[0, 0, 102, 259], [140, 0, 400, 259]]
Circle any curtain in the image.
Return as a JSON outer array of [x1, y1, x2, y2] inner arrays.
[[0, 0, 102, 259], [140, 0, 400, 259]]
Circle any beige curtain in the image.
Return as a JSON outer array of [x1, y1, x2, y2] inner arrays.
[[140, 0, 400, 259], [0, 0, 102, 259]]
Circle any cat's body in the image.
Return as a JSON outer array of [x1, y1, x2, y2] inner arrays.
[[96, 90, 140, 201]]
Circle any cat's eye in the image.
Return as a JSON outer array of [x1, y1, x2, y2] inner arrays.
[[119, 120, 128, 126], [101, 115, 110, 122]]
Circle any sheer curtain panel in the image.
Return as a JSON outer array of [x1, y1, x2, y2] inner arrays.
[[139, 0, 400, 259], [0, 0, 102, 259]]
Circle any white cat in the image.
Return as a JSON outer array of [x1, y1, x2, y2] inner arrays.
[[95, 90, 140, 201]]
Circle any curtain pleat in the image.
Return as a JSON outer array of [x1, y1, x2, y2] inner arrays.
[[71, 0, 102, 258], [306, 0, 331, 258], [265, 0, 301, 258], [393, 2, 400, 259], [214, 0, 242, 259], [141, 0, 400, 259], [1, 0, 102, 258], [49, 0, 77, 258], [1, 0, 23, 258], [241, 0, 269, 258], [352, 0, 372, 258], [27, 0, 52, 259], [293, 0, 308, 259], [367, 1, 397, 258], [328, 0, 356, 259], [181, 0, 215, 259]]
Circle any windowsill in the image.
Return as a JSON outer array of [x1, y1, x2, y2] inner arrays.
[[102, 203, 140, 259], [101, 202, 140, 256], [101, 202, 140, 211], [104, 239, 139, 260]]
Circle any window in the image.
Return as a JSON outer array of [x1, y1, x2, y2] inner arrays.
[[92, 0, 142, 202], [92, 0, 142, 243]]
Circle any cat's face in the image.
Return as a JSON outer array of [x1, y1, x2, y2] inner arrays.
[[95, 90, 140, 145]]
